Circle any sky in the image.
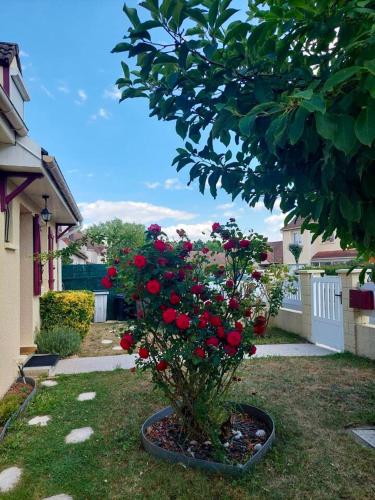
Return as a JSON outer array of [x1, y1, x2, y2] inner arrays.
[[2, 0, 285, 242]]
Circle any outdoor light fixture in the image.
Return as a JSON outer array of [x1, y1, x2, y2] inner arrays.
[[40, 194, 52, 223]]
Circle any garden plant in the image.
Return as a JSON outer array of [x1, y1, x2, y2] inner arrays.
[[101, 220, 286, 461]]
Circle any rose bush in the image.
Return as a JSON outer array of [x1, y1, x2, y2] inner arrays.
[[106, 220, 279, 444]]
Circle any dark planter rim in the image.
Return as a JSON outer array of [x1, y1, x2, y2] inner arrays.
[[0, 376, 37, 442], [141, 402, 275, 476]]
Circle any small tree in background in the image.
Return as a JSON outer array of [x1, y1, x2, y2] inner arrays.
[[289, 243, 303, 266]]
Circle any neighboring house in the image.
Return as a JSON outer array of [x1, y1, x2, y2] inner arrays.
[[0, 42, 82, 397], [264, 241, 283, 264], [282, 217, 357, 266], [61, 231, 105, 264]]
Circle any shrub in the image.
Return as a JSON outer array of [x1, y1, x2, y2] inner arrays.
[[40, 291, 94, 338], [36, 327, 81, 357], [106, 220, 284, 445], [0, 394, 23, 426]]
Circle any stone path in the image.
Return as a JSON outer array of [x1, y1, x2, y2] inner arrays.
[[0, 467, 22, 493], [51, 344, 333, 376], [65, 427, 94, 444], [77, 392, 96, 401], [28, 415, 51, 426]]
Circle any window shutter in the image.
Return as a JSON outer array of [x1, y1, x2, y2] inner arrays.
[[33, 214, 42, 296], [48, 227, 54, 290]]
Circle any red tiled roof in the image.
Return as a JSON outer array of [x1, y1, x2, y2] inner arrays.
[[311, 250, 357, 260], [0, 42, 21, 72], [267, 241, 283, 263]]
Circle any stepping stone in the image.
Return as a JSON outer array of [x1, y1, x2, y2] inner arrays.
[[77, 392, 96, 401], [112, 346, 122, 351], [0, 466, 22, 493], [42, 495, 73, 500], [351, 428, 375, 448], [28, 415, 51, 426], [101, 339, 113, 345], [65, 427, 93, 444], [41, 380, 57, 387]]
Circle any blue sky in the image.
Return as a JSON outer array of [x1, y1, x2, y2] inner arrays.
[[2, 0, 284, 241]]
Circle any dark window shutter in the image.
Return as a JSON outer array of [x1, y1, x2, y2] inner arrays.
[[33, 214, 42, 295], [48, 227, 54, 290]]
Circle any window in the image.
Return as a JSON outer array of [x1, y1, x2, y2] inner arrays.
[[292, 231, 301, 245]]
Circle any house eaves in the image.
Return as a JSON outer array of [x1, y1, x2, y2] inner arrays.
[[0, 83, 28, 136]]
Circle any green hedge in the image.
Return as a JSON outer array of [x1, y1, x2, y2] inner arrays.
[[40, 291, 94, 338], [36, 327, 82, 357]]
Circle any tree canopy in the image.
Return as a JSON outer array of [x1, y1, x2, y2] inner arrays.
[[113, 0, 375, 254]]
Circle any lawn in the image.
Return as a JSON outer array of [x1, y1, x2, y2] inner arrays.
[[79, 323, 306, 358], [0, 355, 374, 499]]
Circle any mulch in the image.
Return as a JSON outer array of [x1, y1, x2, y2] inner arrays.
[[146, 412, 269, 465]]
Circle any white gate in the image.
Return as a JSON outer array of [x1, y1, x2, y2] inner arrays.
[[311, 276, 344, 351], [94, 291, 109, 323]]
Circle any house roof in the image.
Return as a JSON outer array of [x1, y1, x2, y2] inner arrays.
[[0, 42, 21, 72], [267, 241, 283, 263], [282, 216, 304, 231], [311, 250, 358, 261]]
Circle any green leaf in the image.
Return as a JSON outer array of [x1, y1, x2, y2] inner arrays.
[[188, 8, 207, 26], [208, 169, 221, 198], [355, 101, 375, 146], [333, 115, 358, 155], [300, 94, 326, 113], [239, 114, 256, 136], [289, 107, 309, 145], [364, 59, 375, 76], [154, 53, 178, 64], [323, 66, 362, 92], [315, 112, 336, 141], [111, 42, 132, 53], [339, 194, 361, 222], [123, 4, 141, 28], [208, 0, 219, 27], [215, 8, 238, 28]]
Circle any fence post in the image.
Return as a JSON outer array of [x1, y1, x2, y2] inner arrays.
[[297, 269, 325, 341], [336, 269, 368, 355]]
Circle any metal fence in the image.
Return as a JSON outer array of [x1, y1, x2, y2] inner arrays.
[[282, 276, 302, 311]]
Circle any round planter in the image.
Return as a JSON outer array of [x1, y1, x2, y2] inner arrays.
[[0, 377, 37, 442], [141, 403, 275, 476]]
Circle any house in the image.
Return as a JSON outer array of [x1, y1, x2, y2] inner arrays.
[[282, 217, 357, 266], [0, 42, 82, 397], [264, 241, 283, 264], [62, 230, 105, 264]]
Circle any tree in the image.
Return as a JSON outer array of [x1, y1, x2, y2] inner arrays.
[[86, 219, 145, 263], [289, 243, 303, 265], [113, 0, 375, 255]]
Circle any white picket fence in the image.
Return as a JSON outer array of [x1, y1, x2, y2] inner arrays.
[[282, 277, 302, 311]]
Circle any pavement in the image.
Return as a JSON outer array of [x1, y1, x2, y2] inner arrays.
[[51, 344, 335, 376]]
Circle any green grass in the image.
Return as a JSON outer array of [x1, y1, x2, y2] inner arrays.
[[0, 355, 374, 499], [251, 326, 307, 345]]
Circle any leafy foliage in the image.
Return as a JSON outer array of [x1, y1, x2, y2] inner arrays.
[[289, 243, 303, 264], [113, 0, 375, 253], [106, 220, 285, 444], [40, 291, 95, 339], [36, 327, 82, 358]]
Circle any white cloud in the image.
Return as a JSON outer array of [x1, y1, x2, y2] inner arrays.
[[217, 202, 234, 210], [103, 86, 121, 100], [78, 200, 197, 226], [87, 172, 94, 178], [67, 169, 79, 174], [263, 213, 285, 241], [75, 89, 87, 105], [163, 222, 213, 241], [164, 178, 191, 190], [145, 181, 161, 189], [20, 50, 29, 58], [57, 84, 69, 94], [89, 107, 110, 121], [40, 85, 54, 99]]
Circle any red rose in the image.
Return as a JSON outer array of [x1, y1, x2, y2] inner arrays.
[[245, 308, 252, 318], [216, 326, 225, 339], [113, 258, 120, 265], [254, 323, 266, 336], [176, 313, 190, 330], [206, 337, 219, 347], [146, 279, 161, 294], [177, 269, 185, 281], [254, 315, 267, 325], [215, 294, 225, 302], [226, 279, 234, 289], [131, 293, 140, 301], [239, 239, 251, 248], [260, 252, 268, 262], [183, 264, 193, 271], [198, 318, 208, 328], [157, 257, 168, 266], [183, 241, 193, 252], [165, 242, 173, 251], [148, 224, 161, 234], [160, 304, 167, 311], [156, 359, 168, 371], [163, 271, 174, 280], [201, 310, 210, 320], [193, 347, 206, 359], [139, 347, 149, 359], [252, 271, 262, 281], [107, 266, 117, 278], [121, 247, 131, 255], [235, 321, 244, 333], [120, 333, 134, 351], [209, 315, 222, 327], [249, 345, 257, 356], [191, 284, 205, 295], [154, 239, 167, 252], [212, 222, 221, 232], [227, 330, 242, 347], [134, 255, 147, 269], [202, 247, 209, 254], [170, 292, 181, 305], [224, 345, 237, 356], [101, 276, 113, 289], [228, 298, 239, 310], [162, 308, 177, 324], [204, 300, 212, 309], [223, 239, 236, 251]]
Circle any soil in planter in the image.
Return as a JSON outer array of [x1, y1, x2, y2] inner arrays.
[[146, 412, 269, 465], [0, 381, 34, 433]]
